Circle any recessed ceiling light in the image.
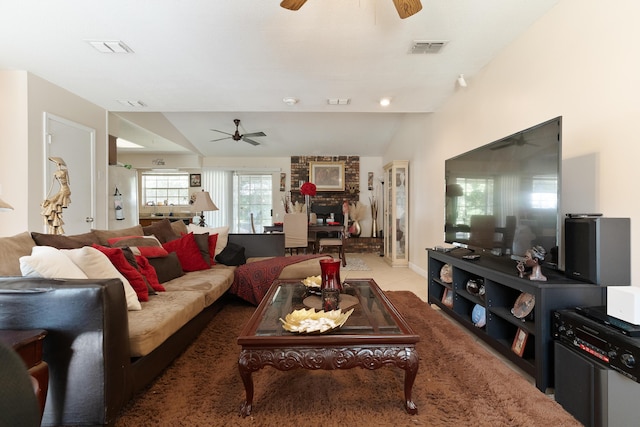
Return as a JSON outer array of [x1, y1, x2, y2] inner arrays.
[[379, 98, 391, 107], [86, 40, 134, 54], [283, 97, 299, 106]]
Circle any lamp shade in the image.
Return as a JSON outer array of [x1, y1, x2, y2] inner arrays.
[[0, 197, 13, 212], [192, 191, 218, 212]]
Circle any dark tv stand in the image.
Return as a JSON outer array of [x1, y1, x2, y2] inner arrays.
[[427, 249, 605, 392]]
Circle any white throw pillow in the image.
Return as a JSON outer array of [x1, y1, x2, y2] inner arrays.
[[20, 246, 88, 279], [62, 246, 142, 311], [188, 224, 229, 255]]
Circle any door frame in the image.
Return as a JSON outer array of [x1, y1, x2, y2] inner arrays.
[[43, 112, 96, 233]]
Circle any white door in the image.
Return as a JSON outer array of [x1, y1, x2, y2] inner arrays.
[[44, 113, 96, 234]]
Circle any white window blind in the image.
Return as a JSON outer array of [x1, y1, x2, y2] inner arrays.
[[200, 169, 232, 228], [201, 168, 274, 232]]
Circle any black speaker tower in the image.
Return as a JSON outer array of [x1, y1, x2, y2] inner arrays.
[[564, 216, 630, 285]]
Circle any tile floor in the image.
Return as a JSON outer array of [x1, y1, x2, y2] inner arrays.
[[340, 252, 428, 302]]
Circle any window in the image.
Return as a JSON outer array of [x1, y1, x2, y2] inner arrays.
[[142, 172, 190, 206], [530, 175, 557, 209], [455, 177, 494, 225], [233, 174, 272, 233]]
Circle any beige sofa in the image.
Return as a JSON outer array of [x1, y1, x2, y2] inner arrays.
[[0, 220, 324, 426]]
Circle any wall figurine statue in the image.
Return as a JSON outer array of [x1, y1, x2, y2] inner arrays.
[[41, 156, 71, 234]]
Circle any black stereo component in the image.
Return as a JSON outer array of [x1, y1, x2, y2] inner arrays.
[[553, 309, 640, 383]]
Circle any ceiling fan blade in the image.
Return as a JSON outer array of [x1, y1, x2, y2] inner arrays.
[[280, 0, 307, 11], [210, 129, 234, 136], [210, 136, 231, 142], [392, 0, 422, 19], [242, 132, 266, 138], [242, 137, 261, 146], [490, 142, 512, 151]]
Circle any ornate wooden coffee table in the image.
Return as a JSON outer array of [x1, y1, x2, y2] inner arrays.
[[237, 278, 419, 416]]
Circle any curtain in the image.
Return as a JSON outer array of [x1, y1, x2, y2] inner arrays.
[[201, 169, 233, 228]]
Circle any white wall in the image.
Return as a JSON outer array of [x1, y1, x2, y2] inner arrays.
[[0, 71, 108, 235], [383, 113, 433, 275], [389, 0, 640, 284]]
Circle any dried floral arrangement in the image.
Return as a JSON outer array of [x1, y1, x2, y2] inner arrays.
[[348, 201, 368, 221]]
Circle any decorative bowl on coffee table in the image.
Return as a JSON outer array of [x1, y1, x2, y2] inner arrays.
[[279, 308, 354, 334]]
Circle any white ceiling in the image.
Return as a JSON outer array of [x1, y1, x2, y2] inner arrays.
[[0, 0, 559, 157]]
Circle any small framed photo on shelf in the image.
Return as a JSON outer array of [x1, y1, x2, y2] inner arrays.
[[189, 174, 202, 187], [441, 288, 453, 308], [511, 328, 529, 357]]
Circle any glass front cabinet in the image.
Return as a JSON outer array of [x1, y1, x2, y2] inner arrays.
[[383, 160, 409, 267]]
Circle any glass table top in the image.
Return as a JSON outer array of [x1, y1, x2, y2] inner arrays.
[[241, 279, 414, 339]]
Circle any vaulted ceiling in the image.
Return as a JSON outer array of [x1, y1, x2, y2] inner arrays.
[[0, 0, 559, 157]]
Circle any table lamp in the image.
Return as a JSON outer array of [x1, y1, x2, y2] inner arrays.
[[0, 197, 12, 212], [0, 184, 13, 212], [192, 190, 218, 227]]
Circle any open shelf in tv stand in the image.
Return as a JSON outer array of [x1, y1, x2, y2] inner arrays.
[[427, 249, 605, 392]]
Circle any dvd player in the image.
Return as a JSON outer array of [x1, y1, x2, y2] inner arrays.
[[576, 305, 640, 337]]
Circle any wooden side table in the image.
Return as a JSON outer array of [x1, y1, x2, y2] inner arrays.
[[0, 329, 48, 419]]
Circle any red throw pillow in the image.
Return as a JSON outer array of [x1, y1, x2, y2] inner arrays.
[[92, 244, 149, 301], [162, 232, 210, 272], [107, 235, 169, 258], [135, 255, 165, 292]]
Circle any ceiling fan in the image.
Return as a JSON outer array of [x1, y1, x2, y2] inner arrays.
[[210, 119, 266, 146], [280, 0, 422, 19]]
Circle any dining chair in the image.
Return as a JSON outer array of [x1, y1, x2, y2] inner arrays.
[[283, 213, 309, 255], [250, 213, 256, 233], [317, 225, 347, 266]]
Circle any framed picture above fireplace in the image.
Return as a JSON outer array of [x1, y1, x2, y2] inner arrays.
[[309, 161, 345, 191]]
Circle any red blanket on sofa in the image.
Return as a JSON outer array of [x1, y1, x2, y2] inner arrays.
[[229, 255, 326, 305]]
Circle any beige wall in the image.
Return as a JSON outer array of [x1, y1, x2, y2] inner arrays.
[[389, 0, 640, 284], [0, 71, 29, 234]]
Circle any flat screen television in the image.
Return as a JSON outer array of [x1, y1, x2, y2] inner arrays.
[[444, 116, 562, 267]]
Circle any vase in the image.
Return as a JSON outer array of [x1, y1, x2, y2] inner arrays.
[[371, 214, 377, 238], [319, 258, 342, 311], [304, 194, 310, 223], [350, 220, 361, 237]]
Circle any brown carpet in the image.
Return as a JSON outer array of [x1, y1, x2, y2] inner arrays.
[[114, 291, 581, 427]]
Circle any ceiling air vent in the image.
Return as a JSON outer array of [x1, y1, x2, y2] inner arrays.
[[409, 40, 448, 54], [86, 40, 134, 54], [117, 100, 147, 108]]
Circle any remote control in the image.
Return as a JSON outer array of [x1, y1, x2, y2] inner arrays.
[[566, 213, 603, 218]]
